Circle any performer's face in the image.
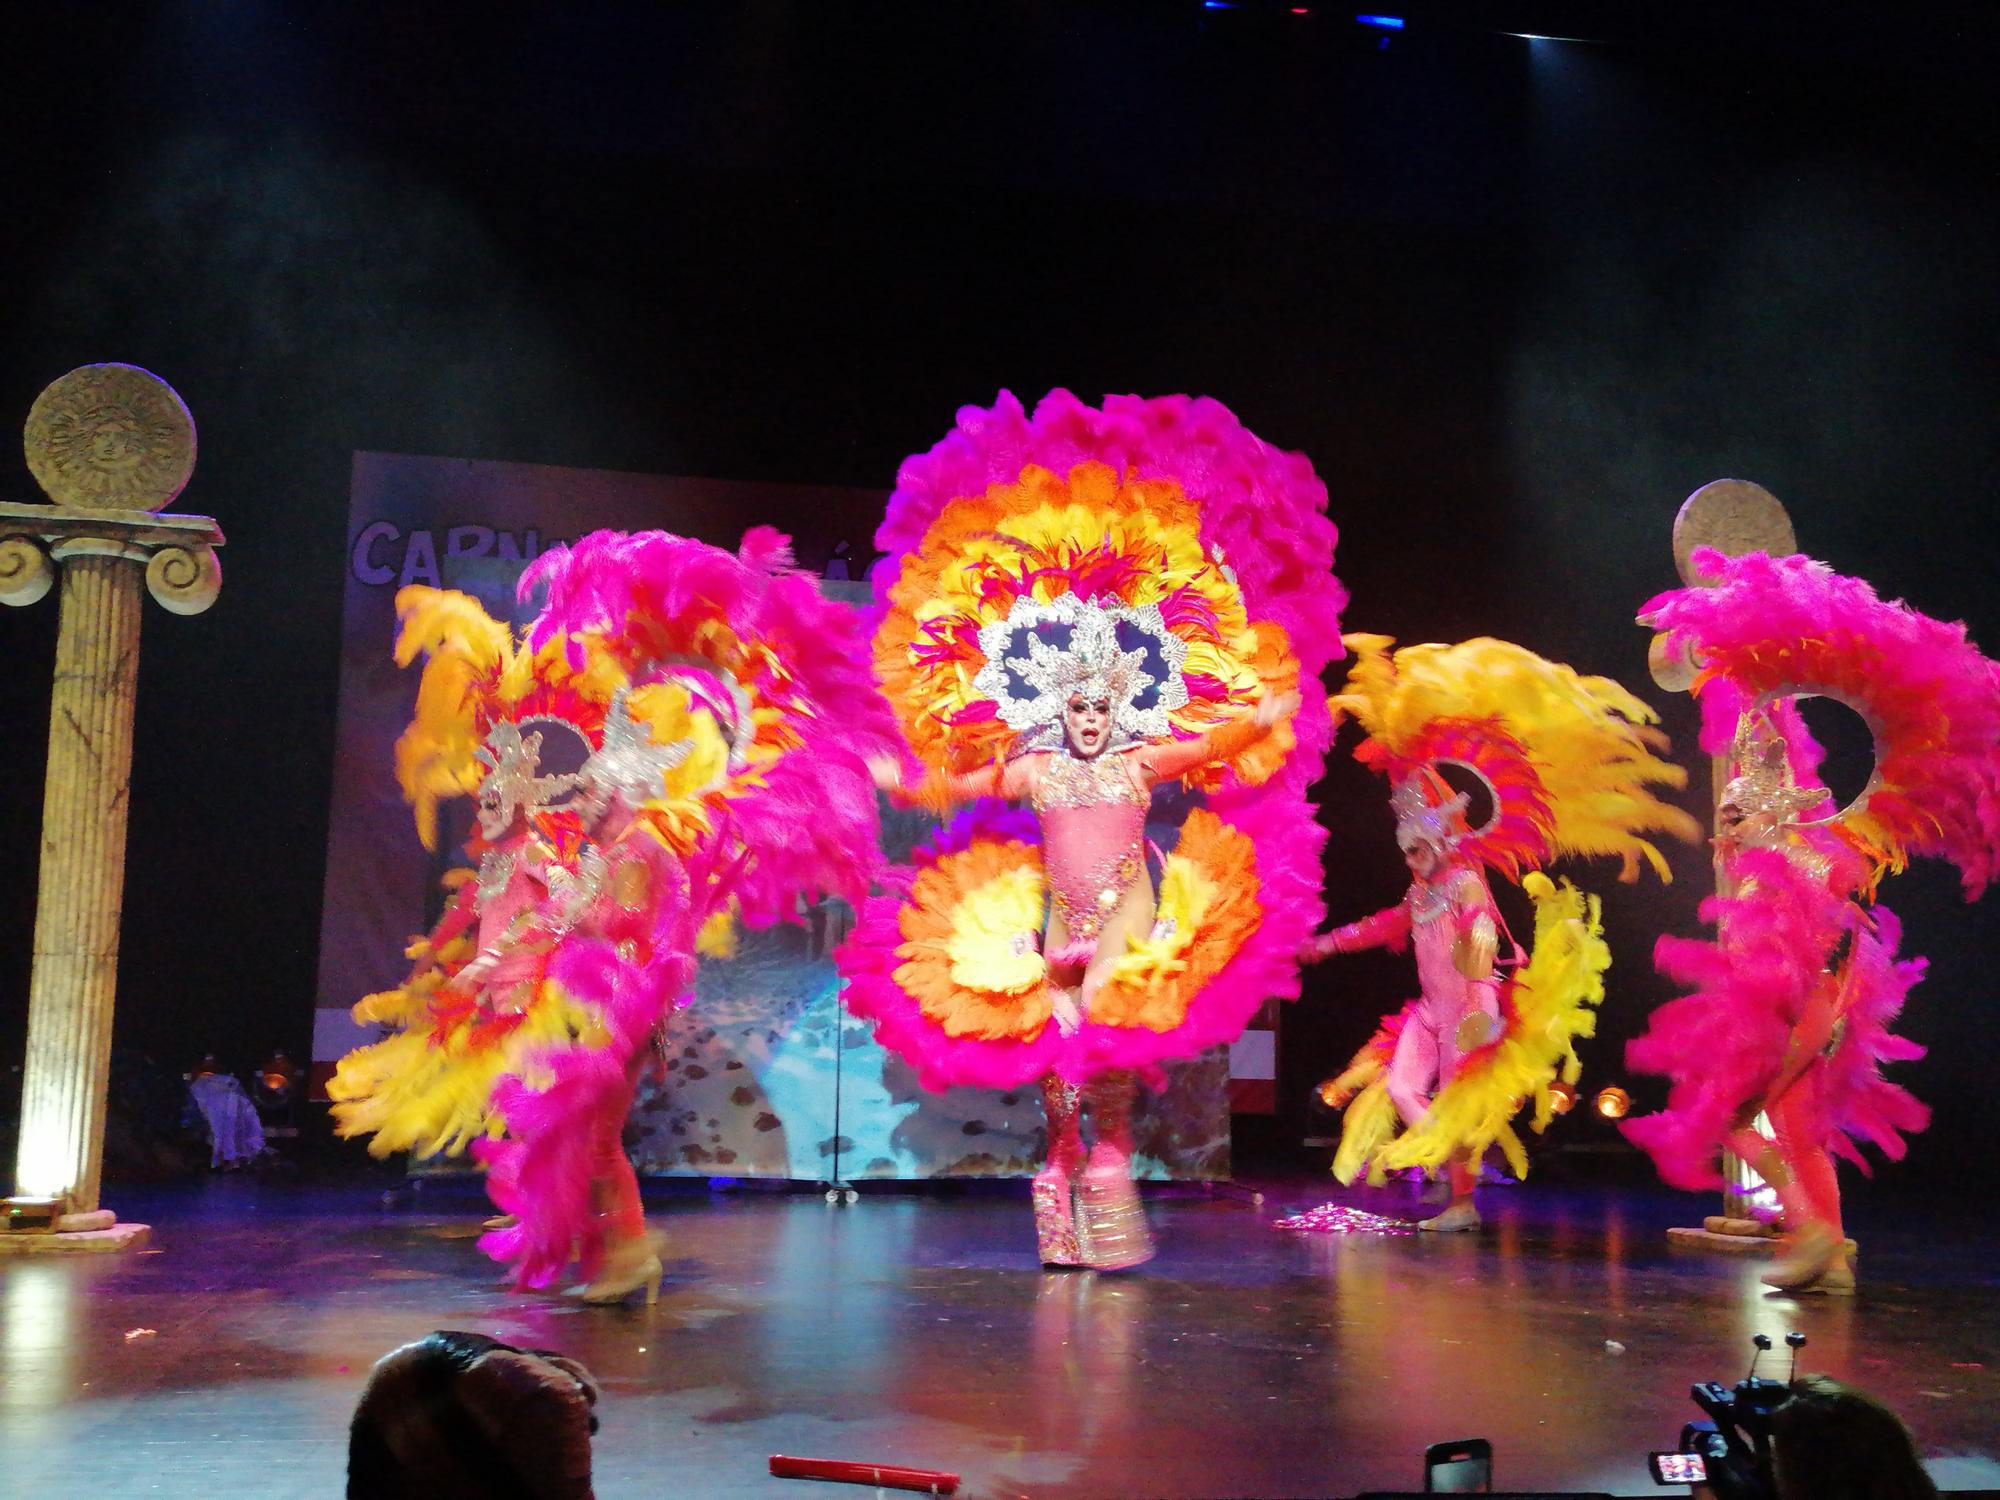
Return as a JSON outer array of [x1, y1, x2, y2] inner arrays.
[[477, 794, 527, 843], [1064, 696, 1113, 758], [1403, 837, 1445, 879], [1715, 802, 1778, 855]]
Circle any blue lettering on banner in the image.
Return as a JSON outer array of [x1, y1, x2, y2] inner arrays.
[[398, 530, 440, 588], [495, 530, 544, 563], [349, 521, 400, 586], [446, 524, 495, 560], [348, 523, 567, 587]]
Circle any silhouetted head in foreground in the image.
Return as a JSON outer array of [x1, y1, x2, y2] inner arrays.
[[1771, 1375, 1937, 1500], [347, 1330, 599, 1500]]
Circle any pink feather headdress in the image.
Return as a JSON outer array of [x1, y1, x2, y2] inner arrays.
[[1640, 548, 2000, 897]]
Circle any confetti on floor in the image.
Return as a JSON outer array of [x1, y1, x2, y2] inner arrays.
[[1270, 1203, 1416, 1235]]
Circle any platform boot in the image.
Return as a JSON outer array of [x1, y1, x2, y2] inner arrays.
[[1033, 1074, 1086, 1267], [1747, 1141, 1848, 1295], [1078, 1071, 1155, 1271], [1762, 1219, 1850, 1296]]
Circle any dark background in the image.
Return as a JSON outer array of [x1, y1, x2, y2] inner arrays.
[[2, 2, 1996, 1192]]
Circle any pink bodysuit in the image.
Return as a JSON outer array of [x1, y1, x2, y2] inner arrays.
[[468, 838, 562, 1010], [945, 717, 1271, 967], [1329, 860, 1502, 1130], [1032, 751, 1150, 953], [472, 823, 672, 1273]]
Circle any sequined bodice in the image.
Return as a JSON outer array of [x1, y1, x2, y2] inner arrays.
[[1034, 752, 1149, 942], [1407, 864, 1497, 1021], [1032, 751, 1147, 815], [1739, 833, 1836, 893], [466, 835, 660, 1016]]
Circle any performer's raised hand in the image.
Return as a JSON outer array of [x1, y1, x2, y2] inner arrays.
[[1050, 988, 1083, 1037], [1255, 689, 1301, 728], [1297, 932, 1332, 965]]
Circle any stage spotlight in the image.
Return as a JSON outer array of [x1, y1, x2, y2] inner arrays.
[[1547, 1080, 1576, 1115], [1594, 1086, 1631, 1120], [14, 1122, 71, 1202], [256, 1049, 299, 1098], [1355, 13, 1404, 27]]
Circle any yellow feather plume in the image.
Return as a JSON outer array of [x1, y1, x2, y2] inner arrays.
[[1334, 633, 1700, 882], [329, 974, 600, 1161]]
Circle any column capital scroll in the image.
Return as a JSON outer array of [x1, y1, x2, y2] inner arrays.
[[0, 503, 225, 615]]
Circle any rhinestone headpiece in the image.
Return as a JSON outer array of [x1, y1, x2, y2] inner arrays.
[[1719, 714, 1825, 837], [1392, 769, 1471, 855], [474, 719, 583, 839], [971, 593, 1190, 753], [573, 687, 698, 821]]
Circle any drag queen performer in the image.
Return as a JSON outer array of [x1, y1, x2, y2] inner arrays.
[[1624, 549, 2000, 1294], [842, 390, 1343, 1269], [1302, 635, 1699, 1229], [332, 529, 897, 1300]]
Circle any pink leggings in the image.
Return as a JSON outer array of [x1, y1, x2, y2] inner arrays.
[[1386, 1001, 1494, 1198], [1727, 1067, 1842, 1240], [1040, 1071, 1137, 1179], [587, 1059, 647, 1262]]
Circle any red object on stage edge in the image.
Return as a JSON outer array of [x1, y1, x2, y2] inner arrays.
[[769, 1454, 961, 1494]]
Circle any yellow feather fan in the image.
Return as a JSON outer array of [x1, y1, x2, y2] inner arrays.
[[1333, 873, 1610, 1184]]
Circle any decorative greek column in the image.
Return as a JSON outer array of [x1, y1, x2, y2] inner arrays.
[[1647, 478, 1796, 1254], [2, 364, 221, 1243]]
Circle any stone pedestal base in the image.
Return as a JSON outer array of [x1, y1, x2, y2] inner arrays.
[[1667, 1225, 1778, 1255], [1668, 1224, 1860, 1260], [0, 1219, 150, 1254]]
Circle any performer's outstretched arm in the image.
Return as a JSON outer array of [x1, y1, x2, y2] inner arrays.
[[1299, 901, 1413, 964], [1135, 691, 1297, 785], [869, 754, 1035, 808], [449, 850, 559, 992]]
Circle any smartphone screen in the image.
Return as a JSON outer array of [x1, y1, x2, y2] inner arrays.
[[1649, 1451, 1709, 1485], [1426, 1456, 1492, 1493]]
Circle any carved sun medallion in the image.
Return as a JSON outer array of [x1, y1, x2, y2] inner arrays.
[[1671, 478, 1796, 586], [24, 364, 197, 513]]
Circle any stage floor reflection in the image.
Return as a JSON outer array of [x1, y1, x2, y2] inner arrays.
[[2, 1176, 1996, 1497]]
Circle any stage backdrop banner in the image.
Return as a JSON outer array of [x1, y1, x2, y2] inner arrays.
[[316, 452, 1228, 1182]]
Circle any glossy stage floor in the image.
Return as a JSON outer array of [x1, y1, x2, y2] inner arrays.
[[3, 1175, 1996, 1499]]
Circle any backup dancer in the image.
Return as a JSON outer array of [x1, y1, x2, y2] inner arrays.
[[843, 389, 1342, 1269], [1624, 549, 2000, 1294], [332, 529, 896, 1300], [1303, 635, 1698, 1229]]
